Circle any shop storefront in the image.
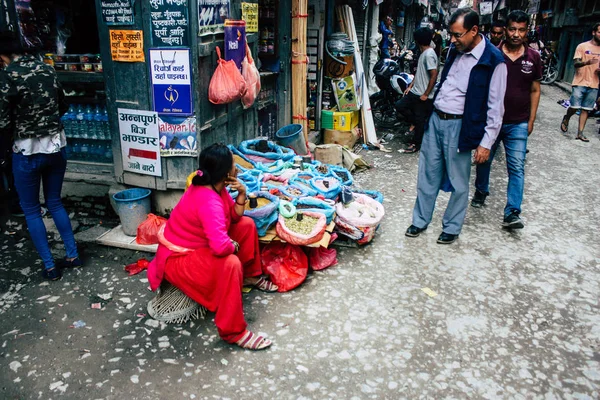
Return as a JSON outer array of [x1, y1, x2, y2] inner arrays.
[[1, 0, 377, 211], [1, 0, 295, 197]]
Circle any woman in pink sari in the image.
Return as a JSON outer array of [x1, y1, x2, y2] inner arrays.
[[148, 143, 277, 350]]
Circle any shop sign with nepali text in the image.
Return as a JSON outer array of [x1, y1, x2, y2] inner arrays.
[[149, 0, 190, 47], [241, 2, 258, 33], [149, 48, 193, 115], [118, 108, 162, 177], [101, 0, 135, 25], [158, 116, 197, 157], [110, 30, 145, 62]]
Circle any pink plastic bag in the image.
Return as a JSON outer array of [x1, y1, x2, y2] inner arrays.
[[241, 43, 261, 109], [308, 246, 338, 271], [261, 242, 308, 292], [208, 46, 247, 105]]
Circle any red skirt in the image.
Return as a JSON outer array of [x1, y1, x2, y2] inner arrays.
[[164, 216, 262, 343]]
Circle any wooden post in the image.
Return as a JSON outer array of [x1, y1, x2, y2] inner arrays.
[[291, 0, 309, 144]]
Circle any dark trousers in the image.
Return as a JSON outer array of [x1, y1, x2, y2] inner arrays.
[[395, 92, 434, 149]]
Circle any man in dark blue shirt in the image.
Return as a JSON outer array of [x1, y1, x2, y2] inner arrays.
[[379, 16, 394, 59]]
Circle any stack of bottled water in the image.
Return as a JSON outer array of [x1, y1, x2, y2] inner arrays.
[[62, 104, 113, 163]]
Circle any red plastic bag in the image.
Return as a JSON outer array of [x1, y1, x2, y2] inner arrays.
[[261, 242, 308, 292], [308, 246, 338, 271], [208, 46, 247, 105], [136, 213, 167, 245], [124, 258, 149, 276], [241, 43, 261, 109]]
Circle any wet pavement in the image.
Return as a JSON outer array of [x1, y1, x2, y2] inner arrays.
[[1, 85, 599, 399]]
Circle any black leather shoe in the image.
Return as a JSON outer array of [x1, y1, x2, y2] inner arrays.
[[471, 190, 488, 208], [405, 225, 427, 237], [437, 232, 458, 244]]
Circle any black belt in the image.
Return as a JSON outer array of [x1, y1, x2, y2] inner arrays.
[[434, 108, 463, 120]]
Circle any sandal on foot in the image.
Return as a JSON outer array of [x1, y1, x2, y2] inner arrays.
[[576, 134, 590, 142], [235, 331, 272, 350], [560, 115, 569, 133], [253, 276, 278, 293], [403, 144, 418, 153]]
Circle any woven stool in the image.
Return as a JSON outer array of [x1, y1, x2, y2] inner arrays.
[[147, 281, 207, 324]]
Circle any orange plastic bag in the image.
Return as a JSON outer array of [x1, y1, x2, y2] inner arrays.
[[241, 43, 261, 109], [261, 242, 308, 292], [136, 213, 167, 245], [208, 46, 247, 105]]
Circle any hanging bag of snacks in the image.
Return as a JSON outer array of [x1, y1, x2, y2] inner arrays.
[[241, 43, 261, 109], [208, 46, 247, 105]]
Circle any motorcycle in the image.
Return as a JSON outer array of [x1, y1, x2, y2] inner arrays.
[[540, 47, 559, 85], [370, 43, 417, 129]]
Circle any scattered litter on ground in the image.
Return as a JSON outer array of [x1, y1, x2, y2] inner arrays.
[[91, 303, 102, 309], [71, 320, 86, 329], [421, 288, 438, 298], [124, 259, 149, 276], [9, 360, 22, 372]]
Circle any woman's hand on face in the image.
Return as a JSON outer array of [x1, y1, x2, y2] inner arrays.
[[226, 177, 246, 196]]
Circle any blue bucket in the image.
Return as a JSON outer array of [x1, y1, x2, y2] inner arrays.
[[112, 188, 152, 236], [275, 124, 308, 155]]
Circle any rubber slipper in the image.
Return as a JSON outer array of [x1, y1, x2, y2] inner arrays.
[[576, 135, 589, 142], [560, 116, 569, 133]]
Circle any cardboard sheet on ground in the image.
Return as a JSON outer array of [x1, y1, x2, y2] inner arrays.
[[259, 222, 335, 248]]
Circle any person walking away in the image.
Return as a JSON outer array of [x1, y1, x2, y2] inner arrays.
[[560, 23, 600, 142], [471, 10, 542, 230], [395, 27, 439, 153], [379, 16, 394, 59], [405, 8, 507, 244], [0, 33, 81, 281], [489, 20, 505, 47]]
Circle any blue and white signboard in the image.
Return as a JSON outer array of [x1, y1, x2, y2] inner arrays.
[[149, 48, 193, 116]]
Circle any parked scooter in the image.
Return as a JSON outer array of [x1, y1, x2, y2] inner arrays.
[[370, 43, 417, 129]]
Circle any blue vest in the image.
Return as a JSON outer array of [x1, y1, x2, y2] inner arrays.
[[433, 38, 505, 152]]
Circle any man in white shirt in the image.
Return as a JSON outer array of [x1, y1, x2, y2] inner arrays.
[[405, 8, 507, 244]]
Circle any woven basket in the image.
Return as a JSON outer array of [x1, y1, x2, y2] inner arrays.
[[147, 282, 207, 324]]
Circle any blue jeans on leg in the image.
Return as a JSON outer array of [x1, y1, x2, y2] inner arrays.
[[12, 148, 78, 270], [474, 122, 528, 218]]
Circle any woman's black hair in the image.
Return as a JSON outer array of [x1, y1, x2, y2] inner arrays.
[[191, 143, 233, 187]]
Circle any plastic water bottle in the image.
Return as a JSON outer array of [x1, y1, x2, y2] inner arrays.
[[103, 143, 113, 163], [94, 143, 104, 162], [71, 140, 81, 160], [101, 107, 110, 140], [83, 105, 95, 139], [75, 105, 85, 139], [61, 104, 76, 137], [93, 106, 104, 140], [80, 140, 89, 161]]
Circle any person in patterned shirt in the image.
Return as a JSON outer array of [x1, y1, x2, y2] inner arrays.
[[0, 32, 81, 281]]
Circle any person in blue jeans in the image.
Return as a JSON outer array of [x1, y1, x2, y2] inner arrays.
[[0, 33, 81, 280], [471, 11, 542, 230]]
